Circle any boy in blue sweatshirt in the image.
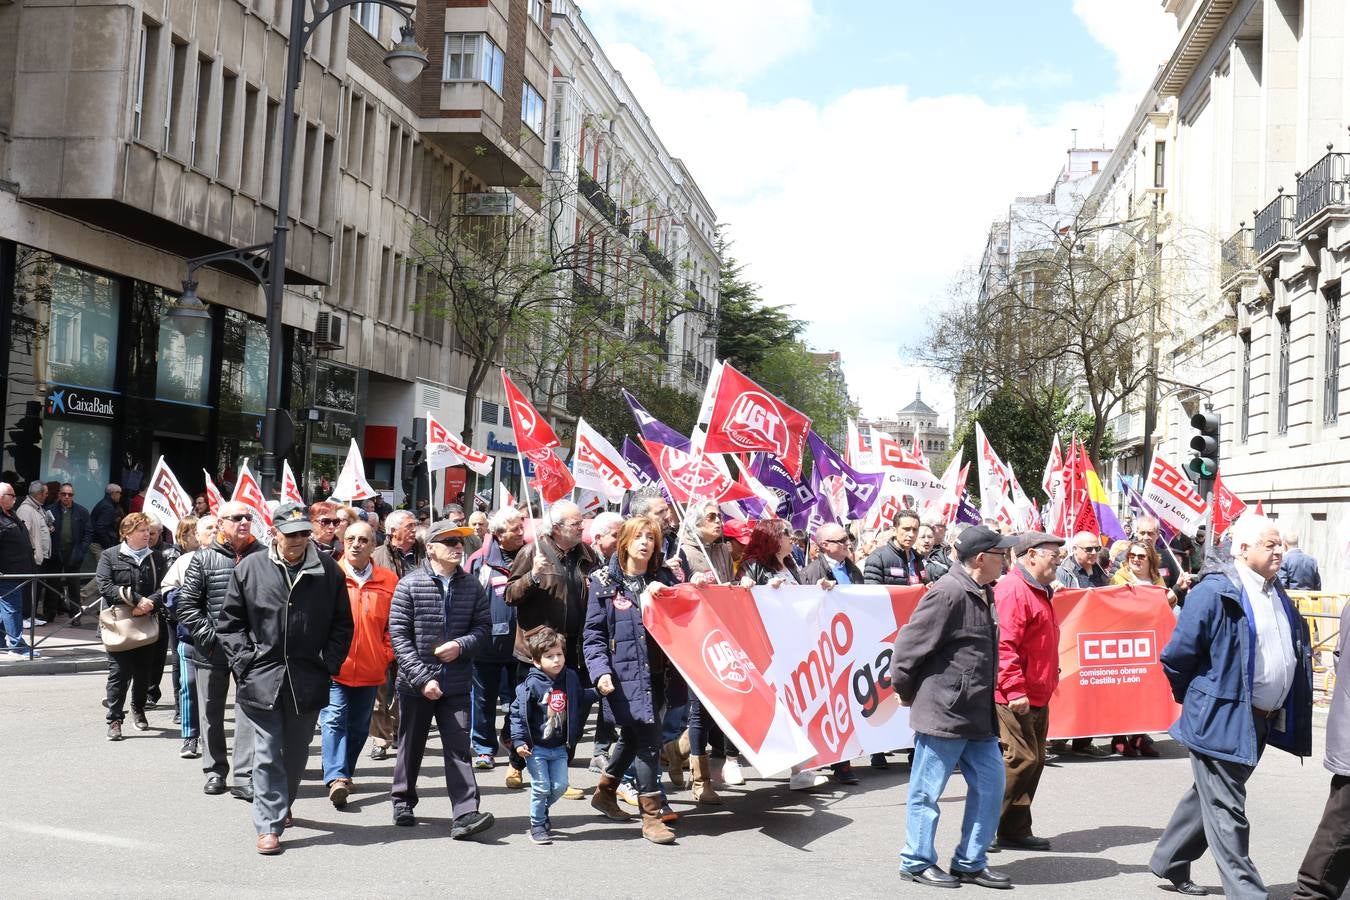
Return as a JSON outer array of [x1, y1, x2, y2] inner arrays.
[[510, 627, 594, 844]]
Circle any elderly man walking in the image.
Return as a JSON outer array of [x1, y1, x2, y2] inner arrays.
[[1149, 513, 1312, 898], [891, 525, 1017, 890]]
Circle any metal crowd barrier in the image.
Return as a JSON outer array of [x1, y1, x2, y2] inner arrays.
[[0, 571, 105, 661], [1289, 591, 1348, 702]]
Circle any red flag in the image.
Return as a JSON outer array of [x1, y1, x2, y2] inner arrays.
[[1254, 500, 1264, 516], [281, 460, 305, 506], [642, 438, 756, 505], [501, 371, 560, 455], [701, 364, 811, 478], [203, 471, 225, 515], [525, 448, 575, 504], [1211, 472, 1247, 537]]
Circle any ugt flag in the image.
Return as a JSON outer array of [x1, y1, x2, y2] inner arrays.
[[702, 364, 811, 479]]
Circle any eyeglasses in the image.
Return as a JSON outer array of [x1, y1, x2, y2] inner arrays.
[[820, 538, 848, 546], [1128, 553, 1149, 561], [702, 513, 721, 522], [317, 517, 341, 527], [59, 491, 74, 497], [433, 537, 464, 547], [1077, 545, 1100, 553], [223, 513, 251, 522]]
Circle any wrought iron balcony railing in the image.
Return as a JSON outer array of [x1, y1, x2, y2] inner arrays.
[[1254, 192, 1295, 258], [1296, 149, 1349, 228], [1220, 226, 1254, 286]]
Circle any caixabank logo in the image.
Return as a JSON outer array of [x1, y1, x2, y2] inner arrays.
[[1077, 630, 1158, 666]]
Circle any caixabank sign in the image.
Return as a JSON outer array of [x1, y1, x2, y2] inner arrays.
[[46, 387, 119, 422]]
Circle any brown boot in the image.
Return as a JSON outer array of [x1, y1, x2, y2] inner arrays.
[[662, 736, 688, 790], [590, 773, 633, 821], [690, 755, 723, 805], [638, 793, 676, 844]]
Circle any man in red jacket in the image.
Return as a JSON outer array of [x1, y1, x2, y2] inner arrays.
[[993, 530, 1064, 851]]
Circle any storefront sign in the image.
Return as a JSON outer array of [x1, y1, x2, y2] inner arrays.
[[486, 431, 517, 455], [47, 387, 118, 421]]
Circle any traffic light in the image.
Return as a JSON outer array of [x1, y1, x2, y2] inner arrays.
[[401, 418, 427, 507], [5, 401, 43, 482], [1187, 410, 1220, 494]]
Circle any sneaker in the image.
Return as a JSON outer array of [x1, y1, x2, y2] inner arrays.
[[616, 781, 640, 807], [450, 810, 494, 841], [473, 753, 494, 770], [561, 786, 585, 800], [369, 744, 389, 761], [179, 737, 201, 759], [721, 756, 746, 786], [8, 647, 40, 658], [329, 779, 350, 809], [504, 767, 524, 789], [528, 824, 552, 845], [588, 753, 609, 774], [789, 771, 829, 791], [21, 618, 47, 628], [106, 721, 123, 741], [870, 752, 890, 770], [392, 805, 416, 826], [131, 709, 149, 731]]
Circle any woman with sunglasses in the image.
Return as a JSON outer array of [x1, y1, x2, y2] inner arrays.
[[1109, 541, 1170, 758], [583, 516, 684, 844], [308, 501, 344, 559]]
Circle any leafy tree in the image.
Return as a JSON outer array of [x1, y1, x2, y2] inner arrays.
[[569, 377, 700, 448]]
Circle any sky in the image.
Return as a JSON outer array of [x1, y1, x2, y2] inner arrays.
[[576, 0, 1177, 429]]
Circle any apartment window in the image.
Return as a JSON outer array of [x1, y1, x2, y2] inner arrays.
[[166, 39, 189, 156], [261, 98, 281, 204], [1327, 285, 1342, 425], [360, 101, 377, 183], [1277, 310, 1290, 435], [132, 25, 149, 139], [443, 33, 504, 94], [527, 0, 548, 27], [1153, 141, 1166, 189], [521, 81, 545, 137], [350, 3, 380, 37], [191, 55, 215, 171], [1240, 330, 1251, 443], [218, 71, 241, 185], [548, 82, 565, 171], [240, 85, 260, 194]]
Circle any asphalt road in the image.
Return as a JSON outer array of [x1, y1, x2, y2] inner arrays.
[[2, 671, 1341, 898]]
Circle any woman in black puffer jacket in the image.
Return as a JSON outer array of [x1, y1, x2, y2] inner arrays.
[[95, 512, 164, 741]]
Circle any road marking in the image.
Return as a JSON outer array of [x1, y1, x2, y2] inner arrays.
[[1, 823, 137, 849]]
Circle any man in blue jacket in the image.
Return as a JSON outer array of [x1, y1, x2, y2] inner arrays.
[[1150, 513, 1312, 898]]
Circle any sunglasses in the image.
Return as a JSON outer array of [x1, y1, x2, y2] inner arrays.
[[820, 538, 849, 546], [1128, 553, 1149, 561], [432, 537, 464, 547], [317, 517, 341, 527], [59, 491, 74, 497], [223, 513, 251, 522]]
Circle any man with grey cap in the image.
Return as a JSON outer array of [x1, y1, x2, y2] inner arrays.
[[217, 501, 353, 855], [388, 518, 494, 840], [891, 524, 1017, 890], [993, 530, 1065, 851]]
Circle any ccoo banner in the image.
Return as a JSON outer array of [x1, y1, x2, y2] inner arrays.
[[645, 582, 1181, 774]]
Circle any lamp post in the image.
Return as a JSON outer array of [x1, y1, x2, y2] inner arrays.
[[170, 0, 426, 495]]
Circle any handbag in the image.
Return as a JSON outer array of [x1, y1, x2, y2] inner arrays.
[[99, 603, 160, 652]]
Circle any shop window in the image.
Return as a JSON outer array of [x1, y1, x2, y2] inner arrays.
[[155, 291, 213, 405], [43, 421, 114, 513], [19, 254, 122, 390], [220, 309, 268, 414], [315, 362, 358, 412]]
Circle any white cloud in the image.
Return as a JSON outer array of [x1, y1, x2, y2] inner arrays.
[[1071, 0, 1177, 94], [589, 2, 1174, 426], [990, 63, 1075, 93]]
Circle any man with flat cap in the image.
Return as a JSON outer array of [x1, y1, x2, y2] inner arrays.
[[217, 502, 353, 855], [993, 530, 1065, 852], [891, 524, 1018, 890]]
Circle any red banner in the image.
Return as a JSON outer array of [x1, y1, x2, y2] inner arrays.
[[501, 371, 560, 455], [1047, 584, 1182, 739], [641, 438, 756, 505]]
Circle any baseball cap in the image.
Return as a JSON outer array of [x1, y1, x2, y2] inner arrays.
[[954, 525, 1018, 561], [426, 520, 476, 543], [1015, 531, 1065, 556], [273, 502, 313, 535]]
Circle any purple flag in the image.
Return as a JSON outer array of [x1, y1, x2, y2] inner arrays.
[[621, 437, 662, 490], [1119, 476, 1176, 545], [622, 389, 690, 451], [749, 453, 813, 518], [792, 467, 838, 533], [955, 492, 981, 526], [807, 431, 884, 522]]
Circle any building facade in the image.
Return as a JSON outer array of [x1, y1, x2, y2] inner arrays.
[[860, 389, 950, 458]]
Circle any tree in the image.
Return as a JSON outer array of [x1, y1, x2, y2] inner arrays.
[[920, 202, 1181, 463], [570, 377, 701, 449]]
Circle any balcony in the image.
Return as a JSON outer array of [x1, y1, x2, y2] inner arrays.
[[1219, 226, 1255, 290], [1109, 410, 1144, 449], [630, 319, 668, 356], [1254, 192, 1295, 259], [1296, 149, 1350, 230], [636, 232, 676, 282], [577, 166, 618, 222]]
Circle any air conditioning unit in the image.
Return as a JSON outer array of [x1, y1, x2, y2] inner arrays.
[[314, 311, 344, 350]]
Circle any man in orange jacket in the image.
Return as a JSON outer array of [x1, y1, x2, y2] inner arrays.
[[319, 521, 398, 808]]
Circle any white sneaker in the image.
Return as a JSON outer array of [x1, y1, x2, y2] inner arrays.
[[788, 771, 828, 791], [721, 756, 746, 786], [616, 781, 640, 807], [21, 618, 46, 628], [8, 648, 41, 658]]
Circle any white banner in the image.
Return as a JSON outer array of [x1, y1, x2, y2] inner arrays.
[[572, 417, 637, 504], [332, 439, 378, 502], [144, 456, 193, 533], [1142, 452, 1207, 537], [427, 411, 494, 475]]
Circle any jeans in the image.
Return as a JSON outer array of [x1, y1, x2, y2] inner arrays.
[[605, 721, 663, 794], [525, 745, 569, 827], [0, 583, 29, 650], [470, 658, 519, 759], [901, 733, 1005, 874], [319, 682, 379, 784]]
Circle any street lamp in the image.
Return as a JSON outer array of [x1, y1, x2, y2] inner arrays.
[[178, 0, 426, 495]]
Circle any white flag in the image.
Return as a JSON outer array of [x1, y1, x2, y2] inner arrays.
[[331, 439, 378, 502], [1142, 451, 1208, 537], [427, 411, 494, 475], [281, 459, 305, 505], [974, 423, 1014, 524], [498, 481, 516, 511], [231, 458, 273, 543], [572, 417, 637, 504], [144, 456, 193, 533]]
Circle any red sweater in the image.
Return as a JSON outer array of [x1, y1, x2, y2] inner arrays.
[[993, 565, 1060, 706]]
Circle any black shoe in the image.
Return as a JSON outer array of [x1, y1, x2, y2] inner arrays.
[[1167, 880, 1207, 896], [231, 783, 254, 802], [204, 775, 227, 795], [173, 710, 181, 725], [370, 744, 389, 761], [393, 805, 416, 827], [871, 752, 890, 770], [998, 834, 1051, 851], [131, 709, 149, 731], [987, 839, 1001, 853], [956, 868, 1013, 890], [831, 763, 860, 785], [899, 865, 961, 889], [144, 697, 159, 710], [106, 722, 123, 741], [450, 810, 494, 840]]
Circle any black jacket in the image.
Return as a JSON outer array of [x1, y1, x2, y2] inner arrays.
[[49, 502, 92, 567], [801, 555, 862, 585], [177, 539, 264, 668], [890, 565, 1000, 740], [94, 544, 161, 611], [0, 509, 34, 576], [217, 543, 354, 714], [509, 666, 595, 751], [504, 535, 600, 665], [388, 562, 491, 697], [864, 540, 929, 586], [925, 547, 952, 581], [741, 557, 803, 586], [372, 540, 425, 579], [90, 497, 121, 548]]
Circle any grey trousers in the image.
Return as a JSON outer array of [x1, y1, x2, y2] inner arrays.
[[196, 664, 255, 784], [390, 691, 479, 819], [1150, 716, 1270, 899], [244, 701, 320, 837]]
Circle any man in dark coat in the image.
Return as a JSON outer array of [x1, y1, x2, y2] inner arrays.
[[217, 502, 353, 855], [864, 508, 928, 586], [388, 519, 494, 840], [1150, 513, 1312, 898], [89, 483, 123, 550], [504, 500, 599, 669], [1277, 531, 1322, 591], [0, 482, 36, 654], [48, 483, 91, 622], [367, 508, 424, 760], [891, 525, 1017, 890]]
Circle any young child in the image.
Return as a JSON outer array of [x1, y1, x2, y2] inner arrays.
[[510, 627, 594, 844]]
